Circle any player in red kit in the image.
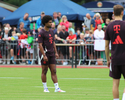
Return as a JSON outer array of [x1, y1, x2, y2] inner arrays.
[[105, 5, 125, 100], [38, 15, 65, 92]]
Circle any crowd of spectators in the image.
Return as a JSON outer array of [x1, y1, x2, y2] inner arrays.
[[0, 11, 114, 65]]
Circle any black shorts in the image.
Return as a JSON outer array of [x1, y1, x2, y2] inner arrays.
[[39, 53, 56, 65], [21, 48, 26, 57], [109, 63, 125, 79], [11, 45, 17, 55]]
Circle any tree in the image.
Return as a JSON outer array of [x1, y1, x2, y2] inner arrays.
[[1, 0, 29, 6], [71, 0, 85, 5]]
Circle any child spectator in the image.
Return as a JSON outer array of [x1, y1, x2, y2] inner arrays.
[[19, 28, 28, 64], [75, 28, 81, 40], [105, 18, 110, 26], [10, 31, 18, 64], [26, 31, 34, 64]]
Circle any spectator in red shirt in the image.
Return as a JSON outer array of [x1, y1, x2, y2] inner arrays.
[[20, 29, 28, 39], [19, 28, 28, 64], [60, 15, 69, 32], [94, 13, 102, 30], [66, 28, 76, 59]]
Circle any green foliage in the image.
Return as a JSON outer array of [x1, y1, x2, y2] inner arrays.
[[71, 0, 85, 5], [2, 0, 29, 6]]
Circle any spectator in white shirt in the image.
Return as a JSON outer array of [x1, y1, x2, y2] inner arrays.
[[94, 24, 104, 64], [94, 24, 104, 40]]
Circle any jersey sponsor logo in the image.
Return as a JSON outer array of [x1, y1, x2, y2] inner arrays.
[[49, 37, 53, 44], [114, 25, 120, 33], [49, 34, 53, 44], [113, 25, 124, 44], [113, 35, 123, 44]]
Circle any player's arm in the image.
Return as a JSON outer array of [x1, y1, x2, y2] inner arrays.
[[39, 43, 48, 61], [105, 40, 110, 67], [53, 41, 59, 59]]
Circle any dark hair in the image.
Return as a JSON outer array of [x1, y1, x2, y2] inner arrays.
[[29, 31, 33, 35], [113, 5, 124, 16], [22, 28, 27, 33], [42, 15, 52, 26]]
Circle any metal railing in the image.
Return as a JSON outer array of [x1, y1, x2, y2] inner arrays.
[[0, 39, 107, 66]]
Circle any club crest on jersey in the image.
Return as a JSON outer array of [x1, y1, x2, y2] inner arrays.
[[43, 61, 46, 64], [39, 35, 41, 37]]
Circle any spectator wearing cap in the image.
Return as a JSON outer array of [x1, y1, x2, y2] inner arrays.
[[94, 13, 103, 31], [36, 12, 45, 29], [52, 12, 61, 28], [17, 13, 30, 32], [84, 13, 95, 30]]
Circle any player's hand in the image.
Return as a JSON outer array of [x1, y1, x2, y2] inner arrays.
[[36, 38, 38, 41], [55, 53, 59, 59], [43, 55, 48, 62], [107, 61, 110, 68]]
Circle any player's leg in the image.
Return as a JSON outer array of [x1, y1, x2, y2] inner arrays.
[[122, 88, 125, 100], [113, 79, 120, 100], [49, 57, 65, 92], [109, 64, 121, 100], [49, 64, 57, 83], [69, 46, 72, 59], [121, 66, 125, 100], [41, 64, 49, 92]]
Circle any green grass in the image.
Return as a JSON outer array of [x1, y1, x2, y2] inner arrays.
[[0, 67, 124, 100]]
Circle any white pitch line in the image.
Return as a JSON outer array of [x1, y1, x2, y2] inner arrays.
[[34, 86, 55, 88], [60, 78, 124, 80], [0, 77, 30, 79]]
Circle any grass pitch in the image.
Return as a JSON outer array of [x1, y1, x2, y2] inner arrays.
[[0, 67, 124, 100]]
